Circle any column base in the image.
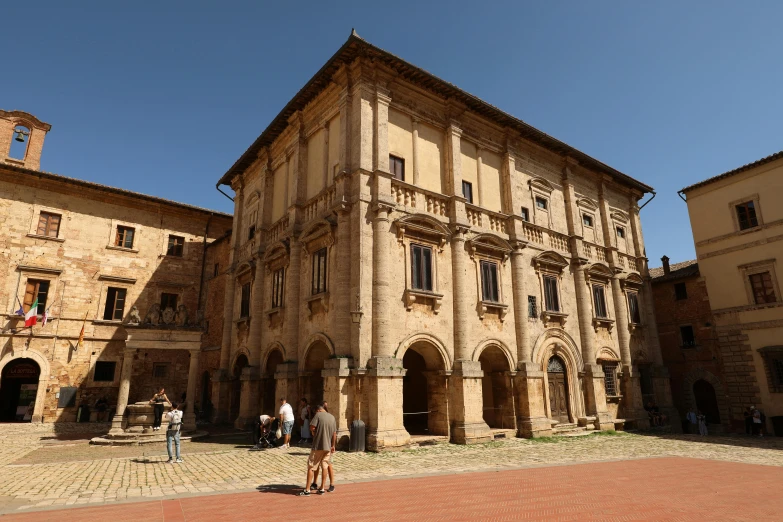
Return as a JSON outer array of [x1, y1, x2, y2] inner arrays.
[[366, 428, 411, 451], [517, 416, 554, 438], [514, 362, 551, 438], [366, 357, 408, 451], [592, 411, 615, 431], [108, 413, 125, 435], [449, 360, 492, 445], [451, 422, 493, 444]]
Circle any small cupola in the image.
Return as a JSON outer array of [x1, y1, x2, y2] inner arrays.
[[0, 110, 52, 171]]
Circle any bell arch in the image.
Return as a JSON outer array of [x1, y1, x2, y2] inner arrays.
[[262, 341, 287, 373]]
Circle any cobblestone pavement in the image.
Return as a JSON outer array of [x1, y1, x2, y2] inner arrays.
[[1, 424, 782, 515]]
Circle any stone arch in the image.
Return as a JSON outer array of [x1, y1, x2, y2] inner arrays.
[[299, 333, 335, 372], [472, 338, 515, 370], [0, 349, 49, 422], [682, 368, 730, 426], [262, 341, 287, 373], [532, 329, 585, 422], [395, 332, 451, 370], [230, 349, 250, 375], [531, 328, 584, 371], [474, 340, 515, 429], [596, 346, 621, 362]]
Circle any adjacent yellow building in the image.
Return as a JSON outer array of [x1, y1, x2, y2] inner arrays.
[[680, 150, 783, 433]]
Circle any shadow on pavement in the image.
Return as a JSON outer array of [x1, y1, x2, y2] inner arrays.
[[255, 484, 302, 496], [630, 428, 783, 450]]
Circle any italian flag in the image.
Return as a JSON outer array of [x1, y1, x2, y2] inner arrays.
[[25, 299, 39, 327]]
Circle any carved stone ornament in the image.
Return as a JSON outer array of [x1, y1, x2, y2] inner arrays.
[[127, 306, 141, 326], [144, 303, 161, 326], [175, 304, 188, 327], [162, 307, 176, 325]]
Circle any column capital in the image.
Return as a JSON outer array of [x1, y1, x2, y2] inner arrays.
[[449, 223, 470, 239], [447, 120, 463, 137], [374, 202, 394, 218], [375, 86, 392, 106]]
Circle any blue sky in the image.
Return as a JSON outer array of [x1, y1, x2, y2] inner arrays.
[[3, 1, 781, 266]]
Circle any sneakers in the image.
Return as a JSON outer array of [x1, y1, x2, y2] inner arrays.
[[175, 458, 183, 463], [166, 459, 173, 464], [327, 485, 335, 493]]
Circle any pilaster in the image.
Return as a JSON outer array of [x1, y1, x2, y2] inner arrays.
[[274, 362, 300, 410], [365, 356, 410, 451], [582, 364, 614, 430], [449, 360, 492, 444], [514, 362, 553, 437], [322, 357, 353, 448]]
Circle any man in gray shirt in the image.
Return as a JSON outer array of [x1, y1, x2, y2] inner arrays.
[[299, 402, 336, 496]]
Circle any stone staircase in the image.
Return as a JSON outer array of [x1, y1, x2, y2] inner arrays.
[[553, 422, 595, 437]]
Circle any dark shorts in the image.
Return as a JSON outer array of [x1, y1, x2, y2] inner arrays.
[[282, 420, 294, 435]]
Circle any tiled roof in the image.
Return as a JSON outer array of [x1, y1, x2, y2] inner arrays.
[[680, 150, 783, 193], [650, 259, 699, 282], [218, 30, 654, 194]]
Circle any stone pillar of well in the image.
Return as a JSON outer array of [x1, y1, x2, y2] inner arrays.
[[183, 349, 200, 432], [449, 225, 492, 444], [109, 348, 135, 435], [322, 357, 353, 448], [236, 262, 264, 429], [365, 357, 409, 451], [274, 362, 299, 412]]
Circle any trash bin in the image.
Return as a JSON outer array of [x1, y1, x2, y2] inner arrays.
[[349, 419, 365, 452], [770, 416, 783, 437]]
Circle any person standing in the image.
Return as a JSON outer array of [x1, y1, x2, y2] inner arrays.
[[744, 406, 754, 436], [299, 398, 312, 445], [299, 402, 336, 496], [165, 402, 183, 463], [752, 407, 764, 437], [696, 410, 708, 436], [279, 398, 295, 449], [149, 388, 170, 431], [686, 409, 698, 434]]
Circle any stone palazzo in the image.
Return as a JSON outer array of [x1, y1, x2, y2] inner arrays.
[[211, 31, 679, 449]]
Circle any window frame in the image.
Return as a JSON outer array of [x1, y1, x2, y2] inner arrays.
[[591, 283, 608, 319], [166, 235, 184, 257], [616, 226, 625, 239], [520, 207, 529, 222], [602, 362, 619, 397], [410, 243, 434, 292], [627, 291, 642, 325], [759, 347, 783, 393], [271, 267, 285, 308], [543, 275, 560, 312], [311, 247, 328, 296], [93, 361, 117, 383], [674, 282, 688, 301], [152, 363, 169, 379], [36, 211, 61, 238], [389, 154, 405, 181], [23, 279, 50, 316], [114, 225, 135, 249], [679, 324, 696, 348], [102, 287, 127, 321], [480, 260, 500, 303], [239, 282, 251, 318], [739, 260, 781, 307], [462, 180, 473, 204], [160, 292, 178, 311], [749, 272, 777, 305], [734, 199, 760, 231], [582, 213, 593, 228], [535, 196, 548, 211], [528, 295, 537, 318]]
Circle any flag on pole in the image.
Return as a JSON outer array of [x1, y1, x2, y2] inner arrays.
[[14, 296, 24, 316], [77, 312, 88, 349], [24, 299, 39, 327]]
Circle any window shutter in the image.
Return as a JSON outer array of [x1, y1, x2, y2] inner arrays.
[[411, 246, 420, 289], [114, 289, 127, 320], [23, 281, 36, 312], [37, 214, 48, 235], [422, 247, 432, 291]]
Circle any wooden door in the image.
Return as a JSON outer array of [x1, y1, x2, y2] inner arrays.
[[547, 356, 570, 424]]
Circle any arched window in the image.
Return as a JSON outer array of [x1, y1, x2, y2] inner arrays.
[[9, 125, 30, 160]]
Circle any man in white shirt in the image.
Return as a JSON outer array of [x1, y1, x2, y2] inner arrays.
[[279, 398, 295, 449]]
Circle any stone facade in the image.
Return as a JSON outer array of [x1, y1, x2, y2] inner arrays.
[[650, 258, 730, 431], [0, 110, 232, 431], [211, 32, 677, 448], [681, 151, 783, 434]]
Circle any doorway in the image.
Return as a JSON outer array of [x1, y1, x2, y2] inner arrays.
[[0, 359, 41, 422], [547, 355, 570, 424], [402, 341, 448, 436], [301, 342, 329, 406], [229, 354, 248, 424], [478, 347, 513, 429], [262, 349, 284, 415], [693, 379, 721, 425]]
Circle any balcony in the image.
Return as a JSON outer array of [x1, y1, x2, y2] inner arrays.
[[237, 238, 256, 263], [581, 241, 607, 263], [465, 204, 508, 235], [391, 179, 449, 219], [303, 185, 337, 223], [264, 214, 289, 243]]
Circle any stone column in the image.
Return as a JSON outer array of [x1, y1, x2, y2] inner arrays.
[[611, 276, 647, 427], [274, 362, 299, 412], [109, 348, 135, 435], [372, 204, 394, 358], [322, 357, 353, 448], [286, 240, 302, 361], [365, 358, 409, 451], [372, 83, 390, 173], [237, 265, 264, 428], [183, 349, 199, 432], [411, 118, 419, 185], [510, 242, 530, 363], [476, 147, 484, 207], [332, 207, 352, 355]]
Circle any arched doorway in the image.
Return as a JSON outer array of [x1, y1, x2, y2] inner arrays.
[[0, 359, 41, 422], [402, 341, 448, 436], [478, 346, 513, 429], [263, 349, 284, 415], [229, 354, 248, 424], [301, 342, 330, 406], [693, 379, 721, 425], [547, 355, 570, 424]]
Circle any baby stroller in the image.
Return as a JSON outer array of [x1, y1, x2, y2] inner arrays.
[[252, 417, 279, 449]]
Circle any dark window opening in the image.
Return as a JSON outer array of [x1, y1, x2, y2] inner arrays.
[[543, 276, 560, 312], [160, 293, 178, 311], [583, 214, 593, 227], [736, 201, 759, 230], [592, 284, 608, 318], [213, 263, 219, 277], [272, 268, 285, 308], [602, 362, 618, 396], [23, 279, 50, 316], [115, 226, 135, 249], [390, 155, 405, 181], [528, 295, 537, 318], [680, 325, 696, 348], [520, 207, 529, 222], [535, 197, 548, 210], [152, 363, 169, 378], [103, 287, 127, 321], [36, 212, 61, 238], [773, 358, 783, 388], [616, 226, 625, 239], [410, 244, 433, 292], [93, 361, 117, 382], [167, 235, 184, 257], [312, 247, 328, 295], [480, 260, 499, 303], [674, 282, 688, 300], [627, 291, 641, 324], [240, 283, 251, 317], [248, 225, 256, 241], [462, 181, 473, 204], [749, 272, 776, 304]]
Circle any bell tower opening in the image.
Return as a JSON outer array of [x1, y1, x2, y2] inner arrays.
[[0, 110, 52, 171]]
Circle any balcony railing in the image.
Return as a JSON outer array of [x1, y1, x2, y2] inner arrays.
[[303, 186, 336, 223], [265, 214, 289, 243], [465, 204, 508, 235], [237, 238, 255, 263], [548, 230, 569, 253], [391, 180, 449, 219], [582, 241, 607, 263], [522, 222, 544, 245]]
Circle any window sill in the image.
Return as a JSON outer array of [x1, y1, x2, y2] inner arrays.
[[106, 245, 139, 254], [4, 157, 24, 165], [629, 322, 643, 332], [592, 317, 615, 332], [477, 300, 509, 322], [307, 292, 330, 318], [26, 233, 65, 243], [266, 306, 283, 316], [541, 310, 568, 327], [92, 320, 123, 326], [235, 316, 250, 325], [404, 288, 444, 314]]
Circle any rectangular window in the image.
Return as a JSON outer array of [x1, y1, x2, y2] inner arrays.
[[583, 214, 593, 227], [160, 293, 178, 311], [248, 225, 256, 241], [115, 226, 135, 249], [680, 325, 696, 347], [93, 361, 116, 382], [167, 235, 184, 257], [674, 282, 688, 300], [535, 197, 548, 210], [23, 279, 50, 316], [213, 263, 220, 277], [520, 207, 529, 222], [616, 226, 625, 239], [410, 244, 433, 292], [240, 283, 251, 317], [749, 272, 776, 304], [312, 248, 328, 295], [543, 276, 560, 312], [480, 260, 500, 303], [390, 155, 405, 181], [773, 358, 783, 389], [152, 363, 169, 379], [592, 284, 608, 318], [602, 362, 618, 396], [36, 212, 61, 238], [103, 287, 127, 321], [736, 201, 759, 230], [462, 181, 473, 204], [627, 291, 641, 324], [272, 268, 285, 308], [528, 295, 537, 318]]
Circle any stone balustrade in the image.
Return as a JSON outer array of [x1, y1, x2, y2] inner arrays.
[[264, 214, 289, 243], [303, 185, 337, 223], [391, 180, 449, 219]]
